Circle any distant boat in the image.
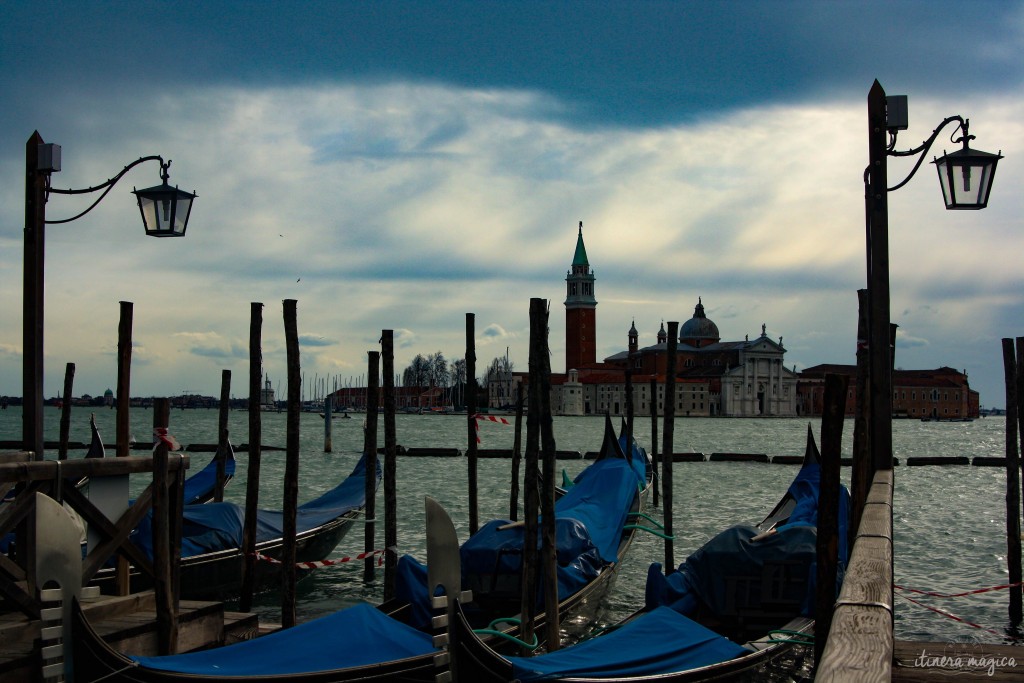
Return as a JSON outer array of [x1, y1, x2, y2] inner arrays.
[[320, 411, 352, 419]]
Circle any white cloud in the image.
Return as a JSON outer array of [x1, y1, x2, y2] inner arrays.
[[0, 82, 1021, 407]]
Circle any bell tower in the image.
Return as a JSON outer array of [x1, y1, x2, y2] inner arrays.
[[565, 221, 597, 372]]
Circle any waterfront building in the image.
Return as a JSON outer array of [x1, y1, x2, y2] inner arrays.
[[796, 365, 979, 419], [491, 225, 798, 417]]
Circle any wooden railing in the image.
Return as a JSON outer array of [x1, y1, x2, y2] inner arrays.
[[0, 452, 188, 620], [816, 467, 894, 681]]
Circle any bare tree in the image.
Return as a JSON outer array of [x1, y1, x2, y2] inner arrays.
[[402, 354, 430, 389], [450, 358, 467, 408]]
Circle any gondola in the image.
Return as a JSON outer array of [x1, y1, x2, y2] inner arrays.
[[71, 416, 652, 682], [390, 414, 652, 634], [447, 425, 849, 682], [180, 441, 237, 505], [91, 450, 381, 600]]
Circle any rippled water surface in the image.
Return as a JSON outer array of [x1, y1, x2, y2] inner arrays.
[[2, 408, 1018, 650]]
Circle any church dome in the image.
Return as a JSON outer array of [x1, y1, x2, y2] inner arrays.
[[679, 298, 720, 345]]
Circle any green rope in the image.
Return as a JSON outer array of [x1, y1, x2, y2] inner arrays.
[[473, 627, 539, 650], [766, 629, 815, 646], [627, 511, 666, 530]]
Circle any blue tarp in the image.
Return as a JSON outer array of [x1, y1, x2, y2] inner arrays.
[[181, 449, 237, 505], [507, 606, 748, 681], [645, 455, 850, 618], [130, 452, 380, 562], [397, 444, 646, 629], [131, 602, 434, 675]]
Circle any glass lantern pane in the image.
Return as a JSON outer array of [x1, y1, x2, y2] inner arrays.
[[139, 198, 159, 232]]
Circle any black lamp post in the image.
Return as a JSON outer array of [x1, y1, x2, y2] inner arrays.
[[861, 79, 1002, 635], [864, 80, 1001, 474], [22, 131, 196, 459]]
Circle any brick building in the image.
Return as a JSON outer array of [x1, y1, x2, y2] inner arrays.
[[796, 365, 979, 419]]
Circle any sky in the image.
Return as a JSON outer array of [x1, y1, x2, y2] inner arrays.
[[1, 1, 1022, 409]]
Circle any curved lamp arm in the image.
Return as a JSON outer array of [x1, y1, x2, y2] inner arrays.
[[45, 155, 170, 224], [885, 116, 969, 192]]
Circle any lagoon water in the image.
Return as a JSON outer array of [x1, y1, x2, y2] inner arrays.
[[1, 406, 1018, 649]]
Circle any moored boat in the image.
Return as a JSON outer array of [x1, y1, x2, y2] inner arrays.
[[447, 425, 849, 682], [71, 416, 652, 681], [91, 451, 380, 599]]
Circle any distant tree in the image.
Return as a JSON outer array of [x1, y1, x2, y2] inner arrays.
[[450, 358, 467, 407], [427, 351, 448, 390], [402, 354, 430, 388]]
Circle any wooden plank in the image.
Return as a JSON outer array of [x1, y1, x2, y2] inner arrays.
[[0, 454, 189, 482], [835, 536, 893, 610], [816, 606, 893, 682], [857, 502, 892, 539]]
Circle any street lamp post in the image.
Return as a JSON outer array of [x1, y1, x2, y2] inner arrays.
[[22, 131, 196, 459], [864, 81, 1001, 477], [859, 78, 1002, 638]]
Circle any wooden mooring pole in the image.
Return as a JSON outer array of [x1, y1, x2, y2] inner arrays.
[[239, 302, 263, 613], [116, 301, 133, 458], [58, 362, 74, 460], [1002, 337, 1022, 623], [649, 377, 659, 508], [324, 377, 333, 453], [115, 301, 133, 595], [520, 298, 544, 653], [466, 313, 479, 535], [281, 299, 301, 628], [662, 321, 678, 571], [216, 369, 230, 502], [815, 373, 848, 670], [364, 351, 380, 584], [850, 289, 871, 545], [382, 330, 398, 600], [538, 300, 560, 650], [152, 398, 178, 655], [509, 382, 524, 521]]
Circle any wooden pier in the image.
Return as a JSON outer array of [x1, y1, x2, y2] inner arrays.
[[0, 591, 259, 682], [0, 443, 262, 681]]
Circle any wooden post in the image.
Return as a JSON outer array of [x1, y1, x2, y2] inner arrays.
[[662, 321, 678, 571], [281, 299, 300, 628], [152, 398, 177, 655], [466, 313, 479, 535], [364, 351, 380, 584], [866, 80, 893, 478], [116, 301, 133, 458], [538, 300, 560, 650], [324, 378, 333, 452], [520, 298, 543, 653], [649, 377, 659, 508], [850, 289, 871, 549], [239, 302, 263, 613], [58, 363, 75, 460], [23, 131, 46, 463], [624, 367, 634, 457], [1002, 338, 1022, 623], [216, 369, 230, 502], [510, 382, 524, 521], [815, 373, 848, 669], [382, 331, 398, 600]]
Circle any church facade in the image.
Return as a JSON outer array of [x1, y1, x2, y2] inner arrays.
[[490, 224, 798, 417]]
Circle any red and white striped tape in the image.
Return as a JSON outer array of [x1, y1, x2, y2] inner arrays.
[[254, 547, 395, 569], [471, 413, 511, 443], [895, 581, 1024, 599], [896, 591, 1003, 636]]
